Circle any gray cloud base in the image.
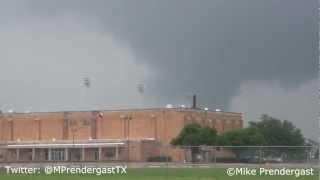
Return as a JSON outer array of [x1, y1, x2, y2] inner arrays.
[[0, 0, 317, 139]]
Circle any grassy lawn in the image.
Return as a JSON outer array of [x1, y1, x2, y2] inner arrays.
[[0, 168, 318, 180]]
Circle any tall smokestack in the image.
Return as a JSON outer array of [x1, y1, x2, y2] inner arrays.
[[192, 94, 197, 109]]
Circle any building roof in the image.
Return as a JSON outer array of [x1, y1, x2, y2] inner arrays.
[[0, 107, 242, 116]]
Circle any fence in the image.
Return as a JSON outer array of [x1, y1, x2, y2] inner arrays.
[[165, 146, 318, 165], [0, 144, 318, 167]]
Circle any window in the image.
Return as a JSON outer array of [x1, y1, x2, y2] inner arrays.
[[105, 147, 116, 159], [94, 150, 99, 160], [51, 149, 65, 161]]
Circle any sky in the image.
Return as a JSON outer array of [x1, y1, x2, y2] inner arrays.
[[0, 0, 318, 139]]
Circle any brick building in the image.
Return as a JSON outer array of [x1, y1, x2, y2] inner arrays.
[[0, 108, 242, 162]]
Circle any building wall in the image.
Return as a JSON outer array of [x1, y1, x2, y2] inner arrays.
[[0, 108, 242, 145]]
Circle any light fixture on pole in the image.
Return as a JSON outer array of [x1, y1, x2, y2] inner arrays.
[[83, 77, 91, 108], [136, 83, 145, 108]]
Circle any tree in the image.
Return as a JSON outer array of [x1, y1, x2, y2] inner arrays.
[[249, 114, 305, 146], [217, 127, 265, 158], [171, 123, 218, 162], [217, 114, 305, 159], [217, 128, 265, 146], [171, 123, 218, 146], [249, 114, 305, 158], [171, 114, 305, 162]]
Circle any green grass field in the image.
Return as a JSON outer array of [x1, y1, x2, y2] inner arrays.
[[1, 168, 318, 180]]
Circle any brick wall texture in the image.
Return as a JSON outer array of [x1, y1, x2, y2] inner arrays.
[[0, 108, 242, 144]]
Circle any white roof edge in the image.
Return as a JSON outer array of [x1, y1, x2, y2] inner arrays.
[[7, 142, 125, 148]]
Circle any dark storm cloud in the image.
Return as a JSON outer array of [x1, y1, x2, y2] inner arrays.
[[22, 0, 317, 108], [0, 0, 317, 138], [231, 79, 319, 140]]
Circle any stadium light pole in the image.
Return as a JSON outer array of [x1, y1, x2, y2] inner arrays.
[[83, 77, 90, 109], [136, 83, 145, 108]]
